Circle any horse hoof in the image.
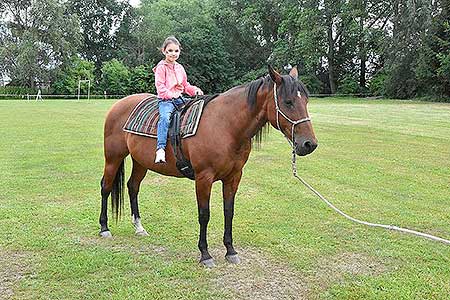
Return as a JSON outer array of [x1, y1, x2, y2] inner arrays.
[[225, 254, 241, 264], [200, 258, 215, 268], [99, 231, 112, 238], [135, 230, 149, 236]]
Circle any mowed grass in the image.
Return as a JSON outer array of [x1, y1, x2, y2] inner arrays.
[[0, 98, 449, 299]]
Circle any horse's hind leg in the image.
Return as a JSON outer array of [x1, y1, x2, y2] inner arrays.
[[222, 171, 243, 264], [99, 158, 124, 238], [128, 158, 149, 236]]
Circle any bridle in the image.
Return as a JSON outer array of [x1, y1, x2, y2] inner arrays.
[[273, 82, 311, 147]]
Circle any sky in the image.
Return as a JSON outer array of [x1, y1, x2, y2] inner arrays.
[[129, 0, 141, 7]]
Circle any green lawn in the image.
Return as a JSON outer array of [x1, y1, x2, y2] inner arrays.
[[1, 98, 449, 299]]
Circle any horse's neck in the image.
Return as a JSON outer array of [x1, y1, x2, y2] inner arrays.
[[220, 87, 269, 142], [247, 94, 270, 139]]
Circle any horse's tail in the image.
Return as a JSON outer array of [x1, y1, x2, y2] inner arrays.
[[111, 159, 125, 223]]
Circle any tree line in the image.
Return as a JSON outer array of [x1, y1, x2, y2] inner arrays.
[[0, 0, 449, 99]]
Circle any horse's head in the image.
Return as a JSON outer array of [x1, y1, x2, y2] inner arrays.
[[267, 65, 318, 156]]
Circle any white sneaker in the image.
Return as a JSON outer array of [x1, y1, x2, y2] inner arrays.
[[155, 149, 166, 163]]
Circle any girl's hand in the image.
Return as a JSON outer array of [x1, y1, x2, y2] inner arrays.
[[175, 83, 184, 92], [195, 88, 204, 96]]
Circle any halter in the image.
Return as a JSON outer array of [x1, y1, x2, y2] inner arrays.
[[273, 82, 311, 147]]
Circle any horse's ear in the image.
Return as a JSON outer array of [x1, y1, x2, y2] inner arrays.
[[268, 65, 282, 84], [289, 66, 298, 79]]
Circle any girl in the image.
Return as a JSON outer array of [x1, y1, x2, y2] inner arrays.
[[153, 36, 203, 163]]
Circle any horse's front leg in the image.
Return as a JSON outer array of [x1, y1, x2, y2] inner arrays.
[[222, 171, 242, 264], [195, 174, 214, 267]]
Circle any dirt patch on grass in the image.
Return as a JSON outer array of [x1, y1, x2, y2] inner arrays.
[[316, 252, 387, 278], [143, 175, 170, 185], [77, 236, 169, 257], [210, 247, 309, 300], [209, 248, 389, 300], [307, 252, 389, 297], [0, 250, 30, 300]]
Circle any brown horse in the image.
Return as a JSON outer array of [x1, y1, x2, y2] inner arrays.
[[99, 66, 317, 267]]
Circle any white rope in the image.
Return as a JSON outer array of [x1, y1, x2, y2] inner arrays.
[[291, 152, 450, 245], [270, 82, 449, 245]]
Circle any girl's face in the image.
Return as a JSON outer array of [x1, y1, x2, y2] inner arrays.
[[164, 43, 180, 64]]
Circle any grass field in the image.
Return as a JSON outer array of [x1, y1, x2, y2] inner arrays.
[[1, 98, 449, 299]]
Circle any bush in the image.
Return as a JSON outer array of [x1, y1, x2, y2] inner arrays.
[[100, 59, 130, 95], [0, 86, 35, 95], [129, 65, 154, 94], [368, 72, 387, 96], [52, 57, 95, 95], [299, 74, 323, 95], [336, 77, 360, 95], [231, 67, 267, 87]]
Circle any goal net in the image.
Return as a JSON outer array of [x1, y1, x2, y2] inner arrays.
[[77, 79, 91, 100]]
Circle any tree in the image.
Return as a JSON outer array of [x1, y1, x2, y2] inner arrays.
[[353, 0, 392, 90], [129, 65, 154, 94], [215, 0, 285, 84], [384, 0, 434, 98], [52, 56, 95, 95], [100, 59, 130, 95], [415, 0, 450, 97], [67, 0, 133, 71], [136, 0, 233, 93], [115, 5, 144, 67], [0, 0, 80, 88]]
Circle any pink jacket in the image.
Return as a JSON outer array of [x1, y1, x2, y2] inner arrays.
[[152, 60, 198, 100]]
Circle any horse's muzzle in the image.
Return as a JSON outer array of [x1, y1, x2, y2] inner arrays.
[[295, 139, 318, 156]]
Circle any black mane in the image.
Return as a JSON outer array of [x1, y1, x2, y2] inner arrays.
[[246, 76, 271, 108], [246, 75, 310, 109], [280, 75, 310, 100]]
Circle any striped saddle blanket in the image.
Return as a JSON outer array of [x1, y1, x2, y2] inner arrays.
[[123, 96, 205, 138]]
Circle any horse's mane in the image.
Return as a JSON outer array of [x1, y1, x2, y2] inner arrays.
[[246, 76, 271, 109], [193, 94, 220, 104], [246, 75, 310, 109], [281, 75, 310, 99]]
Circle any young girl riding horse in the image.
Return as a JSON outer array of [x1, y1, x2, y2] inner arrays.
[[153, 36, 204, 163]]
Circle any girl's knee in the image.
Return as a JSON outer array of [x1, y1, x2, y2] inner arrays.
[[160, 113, 171, 123]]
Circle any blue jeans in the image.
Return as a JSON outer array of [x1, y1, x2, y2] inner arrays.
[[156, 97, 185, 150]]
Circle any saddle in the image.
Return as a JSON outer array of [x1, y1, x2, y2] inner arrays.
[[123, 95, 219, 179]]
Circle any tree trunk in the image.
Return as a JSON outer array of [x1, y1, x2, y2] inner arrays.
[[359, 0, 367, 89], [393, 0, 399, 39], [359, 53, 366, 89], [327, 17, 337, 94]]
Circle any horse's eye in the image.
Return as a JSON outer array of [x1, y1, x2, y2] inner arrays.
[[285, 99, 294, 107]]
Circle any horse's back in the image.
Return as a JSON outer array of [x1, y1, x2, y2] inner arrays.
[[103, 94, 155, 160], [104, 93, 154, 135]]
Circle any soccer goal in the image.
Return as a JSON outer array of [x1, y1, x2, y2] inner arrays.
[[35, 89, 43, 101], [77, 79, 91, 100], [27, 89, 43, 101]]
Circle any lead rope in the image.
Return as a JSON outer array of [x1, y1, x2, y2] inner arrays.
[[291, 149, 450, 245], [272, 82, 450, 245]]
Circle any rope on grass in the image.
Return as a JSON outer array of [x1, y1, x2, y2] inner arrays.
[[291, 150, 450, 245]]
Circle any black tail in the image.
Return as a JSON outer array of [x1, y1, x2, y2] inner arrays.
[[111, 159, 125, 223]]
